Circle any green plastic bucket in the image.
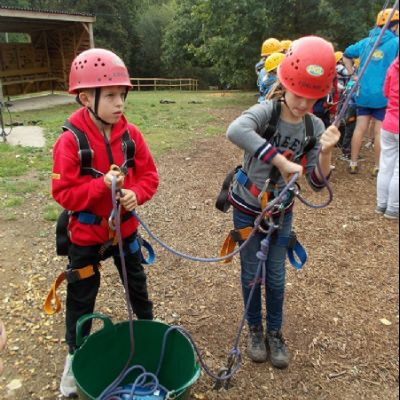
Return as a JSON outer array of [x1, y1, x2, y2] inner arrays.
[[72, 313, 201, 399]]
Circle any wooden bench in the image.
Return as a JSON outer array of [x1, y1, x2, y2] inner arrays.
[[0, 67, 63, 95]]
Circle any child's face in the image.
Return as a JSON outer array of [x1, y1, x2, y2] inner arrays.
[[284, 91, 317, 118], [85, 86, 127, 124]]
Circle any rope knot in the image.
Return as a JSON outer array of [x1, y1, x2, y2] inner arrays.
[[256, 250, 268, 261]]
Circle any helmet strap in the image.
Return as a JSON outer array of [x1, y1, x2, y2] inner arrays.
[[87, 88, 112, 126]]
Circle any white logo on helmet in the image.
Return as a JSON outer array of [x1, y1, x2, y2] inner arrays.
[[306, 65, 324, 77]]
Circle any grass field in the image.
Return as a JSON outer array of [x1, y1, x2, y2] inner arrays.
[[0, 90, 255, 217]]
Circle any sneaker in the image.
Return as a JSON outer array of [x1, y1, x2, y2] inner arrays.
[[375, 206, 386, 215], [265, 330, 289, 369], [348, 164, 359, 174], [372, 166, 379, 177], [246, 325, 267, 362], [60, 353, 77, 398], [384, 210, 399, 220]]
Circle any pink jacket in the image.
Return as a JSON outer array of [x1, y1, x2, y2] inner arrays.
[[382, 57, 399, 134]]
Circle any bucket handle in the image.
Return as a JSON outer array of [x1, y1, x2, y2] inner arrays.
[[165, 363, 201, 400], [76, 313, 114, 347]]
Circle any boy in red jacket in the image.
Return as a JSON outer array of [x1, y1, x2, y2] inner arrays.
[[52, 48, 159, 397]]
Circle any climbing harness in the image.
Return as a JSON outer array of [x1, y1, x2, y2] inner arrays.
[[55, 121, 135, 257], [220, 225, 307, 270], [45, 122, 153, 316], [215, 99, 316, 214]]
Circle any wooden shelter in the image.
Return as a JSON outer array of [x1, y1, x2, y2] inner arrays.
[[0, 6, 95, 97]]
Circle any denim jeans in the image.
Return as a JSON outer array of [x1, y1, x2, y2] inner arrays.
[[233, 208, 293, 332]]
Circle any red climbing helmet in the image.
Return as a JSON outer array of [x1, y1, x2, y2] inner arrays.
[[68, 48, 132, 94], [277, 36, 336, 99]]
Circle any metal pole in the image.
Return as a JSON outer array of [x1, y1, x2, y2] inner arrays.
[[0, 80, 7, 142]]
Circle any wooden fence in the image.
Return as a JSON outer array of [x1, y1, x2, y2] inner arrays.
[[130, 77, 198, 91]]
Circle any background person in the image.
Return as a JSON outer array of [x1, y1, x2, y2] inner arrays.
[[343, 8, 399, 175], [376, 57, 399, 220]]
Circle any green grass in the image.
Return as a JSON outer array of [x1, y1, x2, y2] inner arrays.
[[43, 203, 62, 221], [0, 90, 255, 210]]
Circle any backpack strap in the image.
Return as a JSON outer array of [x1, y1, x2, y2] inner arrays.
[[295, 113, 316, 167], [62, 120, 103, 178], [120, 129, 136, 175], [261, 99, 281, 140]]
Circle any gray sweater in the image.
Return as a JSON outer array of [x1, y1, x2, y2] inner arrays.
[[226, 100, 325, 213]]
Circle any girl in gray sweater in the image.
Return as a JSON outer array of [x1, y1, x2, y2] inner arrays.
[[226, 36, 340, 368]]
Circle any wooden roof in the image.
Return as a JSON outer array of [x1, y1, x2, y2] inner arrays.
[[0, 6, 96, 33]]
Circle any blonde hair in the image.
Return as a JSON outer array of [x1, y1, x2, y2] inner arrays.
[[266, 80, 285, 101]]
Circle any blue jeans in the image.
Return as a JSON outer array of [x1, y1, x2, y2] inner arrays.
[[233, 208, 293, 332]]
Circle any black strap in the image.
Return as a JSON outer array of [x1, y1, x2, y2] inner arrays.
[[293, 114, 316, 162], [120, 130, 136, 175], [62, 121, 103, 178], [55, 210, 71, 256], [215, 165, 241, 212], [262, 100, 281, 140]]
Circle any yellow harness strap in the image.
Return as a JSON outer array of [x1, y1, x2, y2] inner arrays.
[[259, 191, 269, 211], [43, 264, 101, 315], [220, 226, 253, 263]]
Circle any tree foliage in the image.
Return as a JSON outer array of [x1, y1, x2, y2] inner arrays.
[[1, 0, 393, 87]]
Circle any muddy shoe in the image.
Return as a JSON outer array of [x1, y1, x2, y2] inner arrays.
[[266, 330, 289, 369], [60, 353, 78, 398], [246, 325, 267, 362]]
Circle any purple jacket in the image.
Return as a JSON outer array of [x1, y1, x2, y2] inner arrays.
[[382, 57, 399, 134]]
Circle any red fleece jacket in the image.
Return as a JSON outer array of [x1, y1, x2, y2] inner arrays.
[[52, 107, 159, 246]]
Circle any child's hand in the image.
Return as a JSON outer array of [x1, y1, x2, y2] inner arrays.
[[273, 154, 303, 183], [320, 125, 341, 154], [104, 169, 124, 189], [118, 189, 138, 211]]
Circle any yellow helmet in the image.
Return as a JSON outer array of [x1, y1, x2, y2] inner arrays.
[[280, 40, 292, 52], [264, 52, 286, 72], [376, 8, 399, 26], [261, 38, 282, 57], [335, 51, 343, 63]]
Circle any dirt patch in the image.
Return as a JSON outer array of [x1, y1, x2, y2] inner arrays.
[[9, 93, 75, 113], [0, 109, 398, 399]]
